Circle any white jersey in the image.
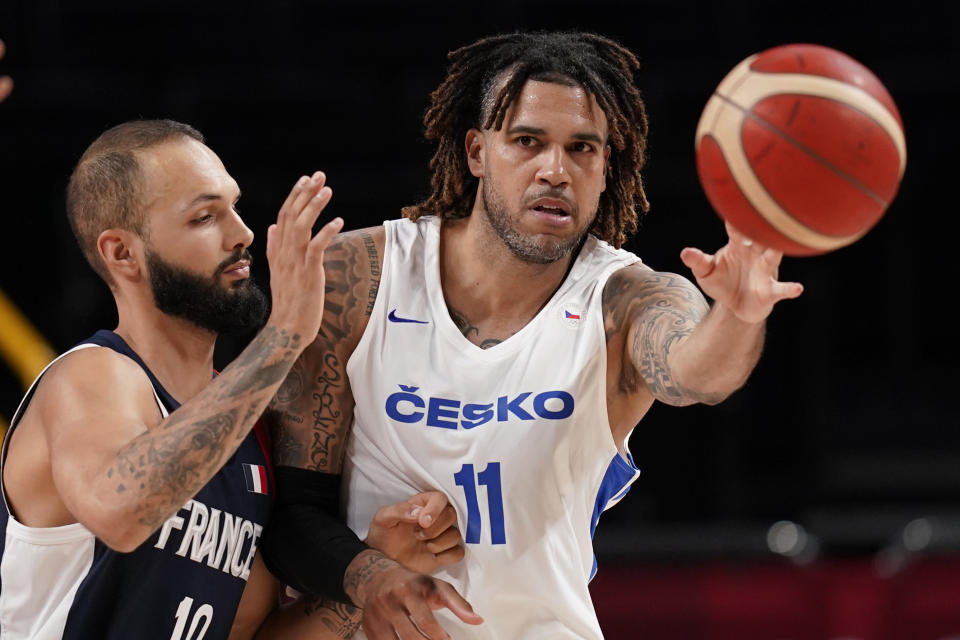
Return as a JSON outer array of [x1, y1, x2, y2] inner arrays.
[[343, 216, 642, 639]]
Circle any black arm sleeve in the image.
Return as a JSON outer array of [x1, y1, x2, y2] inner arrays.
[[259, 465, 370, 605]]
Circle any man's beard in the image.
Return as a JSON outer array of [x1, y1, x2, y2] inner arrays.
[[146, 248, 268, 335], [481, 176, 591, 264]]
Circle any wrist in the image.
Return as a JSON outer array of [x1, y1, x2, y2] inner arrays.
[[708, 300, 769, 328], [343, 549, 400, 607]]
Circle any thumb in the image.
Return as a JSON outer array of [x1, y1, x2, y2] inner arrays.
[[371, 501, 412, 528], [430, 581, 484, 625], [407, 491, 448, 529], [680, 247, 715, 280]]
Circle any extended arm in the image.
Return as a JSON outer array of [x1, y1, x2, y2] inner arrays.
[[41, 173, 341, 551], [606, 222, 803, 410]]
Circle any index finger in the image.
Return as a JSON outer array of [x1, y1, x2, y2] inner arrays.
[[431, 581, 483, 625]]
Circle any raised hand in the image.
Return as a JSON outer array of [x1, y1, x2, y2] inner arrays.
[[365, 490, 465, 574], [680, 221, 803, 323], [0, 40, 12, 102], [265, 171, 343, 339]]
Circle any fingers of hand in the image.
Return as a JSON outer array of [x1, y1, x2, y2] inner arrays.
[[723, 220, 750, 244], [680, 247, 715, 279], [432, 580, 483, 624], [265, 224, 278, 260], [0, 76, 12, 102], [417, 503, 456, 538], [290, 171, 327, 214], [298, 184, 333, 237], [371, 502, 407, 529], [771, 280, 804, 300], [415, 491, 450, 529], [388, 610, 438, 640], [277, 171, 325, 239], [431, 544, 466, 568], [424, 527, 462, 555], [402, 590, 449, 640], [307, 215, 343, 262]]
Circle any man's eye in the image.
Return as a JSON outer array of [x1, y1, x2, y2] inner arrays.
[[572, 142, 595, 153], [192, 214, 213, 224], [517, 136, 536, 147]]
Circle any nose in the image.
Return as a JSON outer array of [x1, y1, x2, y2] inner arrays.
[[535, 144, 569, 187], [226, 208, 255, 252]]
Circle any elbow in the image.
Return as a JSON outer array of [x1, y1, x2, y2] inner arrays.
[[82, 501, 154, 553], [92, 518, 150, 553]]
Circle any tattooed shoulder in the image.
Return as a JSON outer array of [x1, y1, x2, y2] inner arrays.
[[320, 227, 385, 349], [603, 266, 710, 402]]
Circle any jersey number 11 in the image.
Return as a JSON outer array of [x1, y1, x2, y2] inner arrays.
[[454, 462, 506, 545]]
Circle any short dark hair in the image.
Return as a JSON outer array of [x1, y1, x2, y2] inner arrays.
[[402, 31, 651, 248], [66, 119, 204, 285]]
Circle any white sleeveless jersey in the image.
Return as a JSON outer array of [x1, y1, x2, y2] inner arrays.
[[343, 216, 643, 639]]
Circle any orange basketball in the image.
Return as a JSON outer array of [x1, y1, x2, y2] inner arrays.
[[695, 43, 906, 256]]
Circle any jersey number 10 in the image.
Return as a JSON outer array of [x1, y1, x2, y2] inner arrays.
[[454, 462, 506, 545]]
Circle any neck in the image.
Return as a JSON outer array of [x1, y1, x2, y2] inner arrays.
[[113, 294, 218, 404], [439, 213, 576, 328]]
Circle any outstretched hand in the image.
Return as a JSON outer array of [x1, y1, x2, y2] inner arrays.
[[680, 222, 803, 324], [0, 40, 13, 103]]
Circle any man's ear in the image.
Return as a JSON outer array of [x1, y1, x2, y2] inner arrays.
[[97, 228, 144, 282], [465, 128, 485, 178]]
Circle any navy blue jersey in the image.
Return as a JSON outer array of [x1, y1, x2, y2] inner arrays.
[[0, 330, 273, 639]]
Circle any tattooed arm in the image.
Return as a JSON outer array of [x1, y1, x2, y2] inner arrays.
[[10, 173, 342, 552], [604, 223, 803, 441], [604, 265, 757, 408], [266, 227, 383, 474], [261, 226, 480, 639]]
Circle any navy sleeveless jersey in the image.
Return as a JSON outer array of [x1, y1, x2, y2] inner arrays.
[[0, 330, 273, 639]]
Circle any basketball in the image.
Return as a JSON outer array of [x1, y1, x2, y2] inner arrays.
[[694, 43, 906, 256]]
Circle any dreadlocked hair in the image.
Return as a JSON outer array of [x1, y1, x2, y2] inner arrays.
[[402, 30, 651, 248]]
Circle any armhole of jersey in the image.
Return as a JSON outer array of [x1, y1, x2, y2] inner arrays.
[[1, 344, 169, 516], [592, 257, 643, 460], [1, 344, 101, 517]]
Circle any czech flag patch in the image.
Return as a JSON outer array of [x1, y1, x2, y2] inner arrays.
[[242, 463, 268, 495]]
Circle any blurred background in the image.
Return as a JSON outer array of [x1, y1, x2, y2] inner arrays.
[[1, 1, 958, 638]]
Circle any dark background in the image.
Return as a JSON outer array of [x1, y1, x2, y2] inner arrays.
[[1, 0, 958, 605]]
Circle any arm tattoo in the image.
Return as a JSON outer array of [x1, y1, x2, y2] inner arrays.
[[309, 353, 342, 469], [361, 231, 381, 317], [604, 269, 714, 404], [269, 230, 381, 471], [302, 596, 362, 637], [343, 550, 395, 604], [106, 325, 301, 532]]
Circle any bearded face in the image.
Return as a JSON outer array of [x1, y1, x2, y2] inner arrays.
[[146, 248, 267, 335]]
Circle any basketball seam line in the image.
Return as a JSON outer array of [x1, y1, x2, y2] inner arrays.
[[714, 91, 890, 209]]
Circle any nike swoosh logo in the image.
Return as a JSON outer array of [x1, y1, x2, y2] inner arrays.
[[388, 309, 429, 324]]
